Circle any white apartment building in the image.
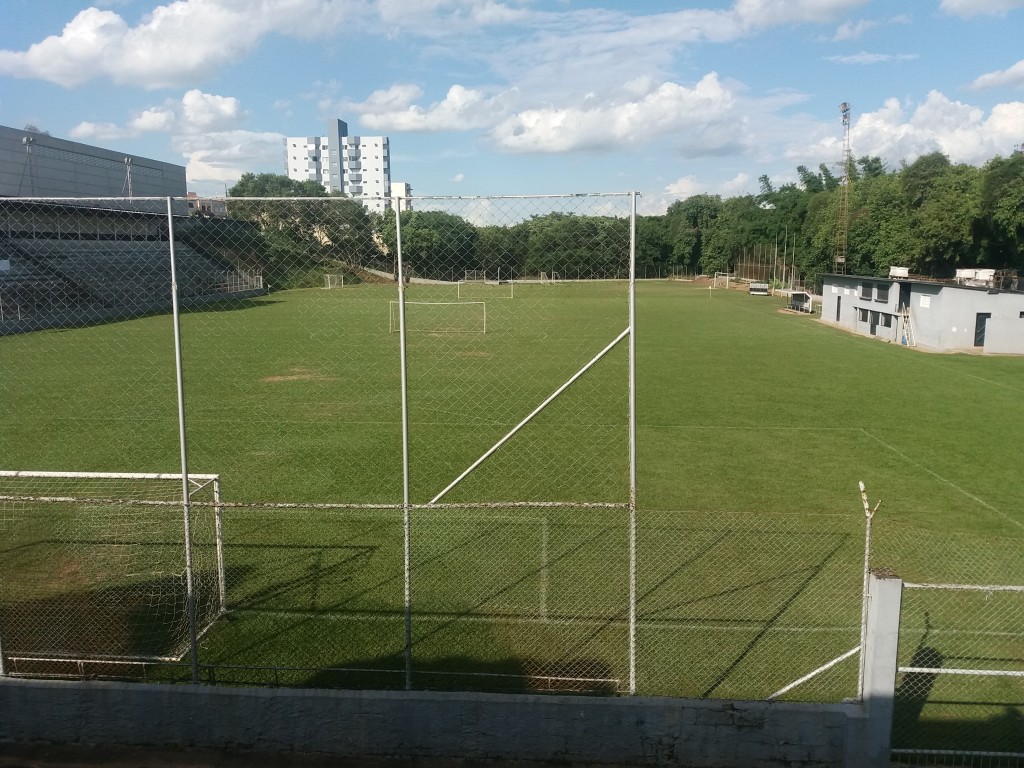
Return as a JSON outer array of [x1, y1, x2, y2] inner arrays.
[[284, 119, 391, 213]]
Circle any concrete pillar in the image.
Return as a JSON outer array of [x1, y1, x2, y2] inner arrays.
[[847, 570, 903, 768]]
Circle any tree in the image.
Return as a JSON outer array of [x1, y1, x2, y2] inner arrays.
[[228, 172, 329, 198], [378, 210, 479, 280], [978, 151, 1024, 270], [219, 173, 381, 286], [856, 156, 886, 179]]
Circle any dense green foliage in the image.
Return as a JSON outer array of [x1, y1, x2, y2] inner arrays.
[[220, 152, 1024, 288], [651, 149, 1024, 286]]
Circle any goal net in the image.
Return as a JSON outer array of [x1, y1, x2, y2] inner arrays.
[[389, 301, 487, 334], [0, 470, 225, 675], [323, 273, 345, 289]]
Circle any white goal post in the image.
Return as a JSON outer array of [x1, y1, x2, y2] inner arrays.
[[323, 273, 345, 289], [0, 470, 226, 672], [390, 301, 487, 334]]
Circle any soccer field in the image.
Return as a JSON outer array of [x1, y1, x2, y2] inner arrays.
[[2, 281, 1023, 718]]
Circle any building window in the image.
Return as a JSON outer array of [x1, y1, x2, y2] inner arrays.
[[876, 284, 890, 302], [860, 282, 872, 300], [858, 308, 868, 323], [881, 314, 892, 328]]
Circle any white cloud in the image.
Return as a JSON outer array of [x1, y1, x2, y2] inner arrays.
[[832, 18, 878, 40], [128, 107, 177, 133], [69, 90, 247, 142], [490, 73, 741, 154], [793, 91, 1024, 170], [0, 1, 356, 89], [69, 121, 137, 141], [173, 129, 286, 185], [827, 52, 918, 65], [969, 59, 1024, 91], [350, 84, 510, 132], [452, 173, 465, 182], [733, 0, 869, 28], [831, 14, 909, 41], [181, 89, 244, 131], [940, 0, 1024, 17]]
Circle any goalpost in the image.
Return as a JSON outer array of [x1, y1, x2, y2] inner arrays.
[[0, 470, 226, 674], [323, 273, 345, 289], [390, 301, 487, 334]]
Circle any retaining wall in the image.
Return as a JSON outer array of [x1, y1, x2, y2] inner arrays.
[[0, 679, 869, 766]]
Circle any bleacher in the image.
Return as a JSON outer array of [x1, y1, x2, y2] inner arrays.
[[0, 237, 261, 334]]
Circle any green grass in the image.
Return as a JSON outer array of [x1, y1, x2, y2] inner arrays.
[[2, 281, 1023, 746]]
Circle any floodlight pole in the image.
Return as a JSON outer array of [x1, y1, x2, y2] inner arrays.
[[628, 191, 638, 696], [395, 204, 413, 691], [167, 197, 200, 685]]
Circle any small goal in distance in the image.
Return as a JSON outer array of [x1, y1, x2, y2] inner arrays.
[[389, 301, 487, 334]]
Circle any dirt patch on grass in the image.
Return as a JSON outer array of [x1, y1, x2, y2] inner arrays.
[[261, 367, 338, 384]]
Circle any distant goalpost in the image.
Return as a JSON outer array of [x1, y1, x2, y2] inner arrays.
[[323, 273, 346, 289], [712, 271, 733, 289], [390, 300, 487, 334]]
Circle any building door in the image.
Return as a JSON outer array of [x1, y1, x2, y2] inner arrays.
[[974, 313, 991, 347], [869, 311, 878, 336], [835, 296, 842, 322]]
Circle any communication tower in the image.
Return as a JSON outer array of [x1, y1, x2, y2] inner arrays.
[[833, 102, 852, 274]]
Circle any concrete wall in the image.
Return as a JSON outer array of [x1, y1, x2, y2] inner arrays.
[[821, 274, 1024, 354], [820, 275, 901, 343], [908, 282, 1024, 354], [0, 125, 186, 198], [0, 679, 865, 766]]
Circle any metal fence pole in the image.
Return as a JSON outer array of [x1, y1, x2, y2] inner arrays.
[[395, 204, 413, 691], [167, 197, 200, 684], [213, 476, 227, 615], [628, 191, 638, 695]]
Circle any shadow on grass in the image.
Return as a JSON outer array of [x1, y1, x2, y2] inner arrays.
[[0, 566, 234, 676]]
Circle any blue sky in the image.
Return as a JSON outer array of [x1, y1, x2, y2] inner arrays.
[[2, 0, 1024, 212]]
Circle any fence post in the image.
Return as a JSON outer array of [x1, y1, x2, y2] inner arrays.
[[167, 197, 200, 685], [395, 206, 413, 691], [848, 570, 902, 768]]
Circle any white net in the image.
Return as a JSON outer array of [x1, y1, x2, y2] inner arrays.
[[0, 471, 223, 676]]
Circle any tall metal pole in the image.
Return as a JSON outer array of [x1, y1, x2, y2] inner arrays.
[[627, 192, 638, 695], [167, 197, 199, 684], [395, 204, 413, 691]]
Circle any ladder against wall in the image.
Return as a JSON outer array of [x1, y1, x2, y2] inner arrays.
[[900, 307, 916, 347]]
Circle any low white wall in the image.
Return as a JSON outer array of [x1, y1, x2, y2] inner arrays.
[[0, 679, 864, 766]]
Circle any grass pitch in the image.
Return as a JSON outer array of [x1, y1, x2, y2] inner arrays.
[[2, 281, 1023, 735]]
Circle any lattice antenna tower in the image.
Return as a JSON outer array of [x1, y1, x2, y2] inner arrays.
[[833, 102, 852, 274]]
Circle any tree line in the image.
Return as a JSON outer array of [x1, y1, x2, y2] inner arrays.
[[204, 155, 1024, 288], [647, 149, 1024, 286]]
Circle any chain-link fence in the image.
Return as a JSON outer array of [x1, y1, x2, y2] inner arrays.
[[10, 193, 1016, 735], [0, 194, 640, 693], [873, 522, 1024, 765]]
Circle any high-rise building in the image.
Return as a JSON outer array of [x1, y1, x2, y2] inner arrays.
[[284, 119, 391, 213]]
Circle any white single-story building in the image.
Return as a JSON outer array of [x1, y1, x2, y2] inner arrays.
[[820, 272, 1024, 354]]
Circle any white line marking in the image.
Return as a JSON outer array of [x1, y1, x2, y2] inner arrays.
[[859, 428, 1024, 531]]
